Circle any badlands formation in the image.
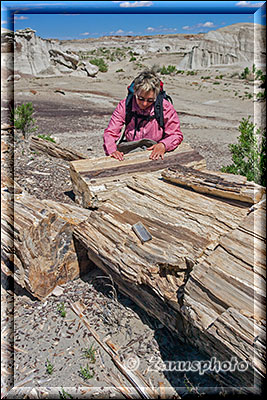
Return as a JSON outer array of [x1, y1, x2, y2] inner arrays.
[[1, 22, 266, 170], [1, 22, 266, 398]]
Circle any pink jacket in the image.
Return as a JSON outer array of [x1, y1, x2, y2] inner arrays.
[[103, 96, 183, 155]]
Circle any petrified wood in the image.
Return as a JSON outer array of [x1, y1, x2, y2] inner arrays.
[[162, 164, 265, 204], [73, 173, 249, 327], [181, 204, 266, 387], [30, 136, 87, 161], [1, 189, 91, 299], [73, 171, 265, 387], [69, 142, 206, 208]]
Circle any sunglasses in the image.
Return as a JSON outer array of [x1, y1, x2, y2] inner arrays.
[[136, 95, 155, 103]]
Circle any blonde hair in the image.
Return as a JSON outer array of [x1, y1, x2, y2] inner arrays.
[[134, 68, 161, 97]]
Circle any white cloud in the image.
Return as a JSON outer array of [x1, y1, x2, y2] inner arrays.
[[115, 29, 124, 34], [236, 1, 264, 7], [118, 1, 153, 7], [146, 26, 177, 33], [201, 21, 215, 28], [182, 21, 215, 31], [81, 32, 90, 36], [1, 20, 7, 25], [14, 16, 28, 20]]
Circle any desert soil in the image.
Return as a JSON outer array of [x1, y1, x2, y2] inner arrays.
[[1, 59, 264, 399]]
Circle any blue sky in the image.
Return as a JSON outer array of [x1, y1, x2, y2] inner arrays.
[[1, 1, 266, 40]]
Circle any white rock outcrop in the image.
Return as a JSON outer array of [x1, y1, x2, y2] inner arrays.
[[178, 23, 265, 69], [1, 23, 265, 77], [1, 28, 99, 77], [14, 28, 58, 75]]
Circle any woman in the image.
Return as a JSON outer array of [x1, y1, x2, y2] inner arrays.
[[103, 68, 183, 161]]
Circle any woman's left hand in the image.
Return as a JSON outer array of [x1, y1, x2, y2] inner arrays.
[[147, 142, 166, 160]]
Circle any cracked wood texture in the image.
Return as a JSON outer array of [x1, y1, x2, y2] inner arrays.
[[72, 173, 250, 324], [161, 164, 265, 204], [69, 142, 206, 208], [73, 169, 265, 387], [1, 188, 91, 299], [30, 136, 87, 161], [181, 203, 266, 387]]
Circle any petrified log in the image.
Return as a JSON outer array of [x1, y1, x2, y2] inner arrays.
[[73, 172, 265, 387], [1, 189, 91, 299], [162, 164, 265, 204], [30, 136, 87, 161], [69, 142, 206, 208], [73, 173, 249, 327], [181, 204, 266, 387]]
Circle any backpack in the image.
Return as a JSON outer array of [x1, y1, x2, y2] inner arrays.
[[118, 80, 173, 144]]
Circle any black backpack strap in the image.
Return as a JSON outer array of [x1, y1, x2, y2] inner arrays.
[[154, 91, 165, 130]]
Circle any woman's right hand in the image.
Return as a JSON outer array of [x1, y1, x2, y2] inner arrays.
[[110, 150, 124, 161]]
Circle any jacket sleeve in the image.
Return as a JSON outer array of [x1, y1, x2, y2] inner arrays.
[[103, 99, 126, 155], [159, 100, 183, 152]]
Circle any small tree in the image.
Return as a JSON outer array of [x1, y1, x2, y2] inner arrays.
[[221, 117, 266, 186], [11, 102, 37, 139]]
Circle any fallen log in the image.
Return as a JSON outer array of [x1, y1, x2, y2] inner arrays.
[[72, 171, 265, 388], [1, 189, 91, 299], [71, 301, 158, 399], [30, 136, 87, 161], [162, 164, 265, 205], [181, 205, 266, 387], [69, 142, 206, 208], [73, 173, 249, 328]]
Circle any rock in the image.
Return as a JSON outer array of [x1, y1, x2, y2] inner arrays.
[[13, 28, 57, 75], [7, 74, 21, 81], [49, 48, 79, 70], [178, 23, 265, 69], [80, 61, 99, 77], [69, 68, 88, 77], [1, 189, 91, 299], [69, 142, 206, 209]]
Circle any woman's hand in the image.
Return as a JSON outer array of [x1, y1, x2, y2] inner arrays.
[[110, 150, 124, 161], [147, 142, 166, 160]]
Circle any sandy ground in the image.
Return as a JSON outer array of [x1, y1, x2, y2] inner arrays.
[[1, 57, 265, 399], [12, 61, 258, 171]]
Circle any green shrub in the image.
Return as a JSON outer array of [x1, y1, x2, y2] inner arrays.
[[37, 134, 56, 143], [221, 117, 266, 186], [186, 70, 197, 76], [160, 65, 177, 75], [240, 67, 250, 80], [89, 58, 108, 72], [11, 102, 37, 139]]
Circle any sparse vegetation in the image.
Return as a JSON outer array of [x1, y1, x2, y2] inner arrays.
[[160, 65, 177, 75], [59, 388, 73, 399], [11, 102, 38, 139], [240, 66, 250, 80], [83, 344, 96, 363], [186, 70, 197, 76], [37, 133, 56, 143], [221, 117, 266, 186], [240, 64, 266, 86], [46, 359, 54, 375], [89, 57, 108, 72], [57, 302, 66, 317], [79, 364, 95, 380]]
